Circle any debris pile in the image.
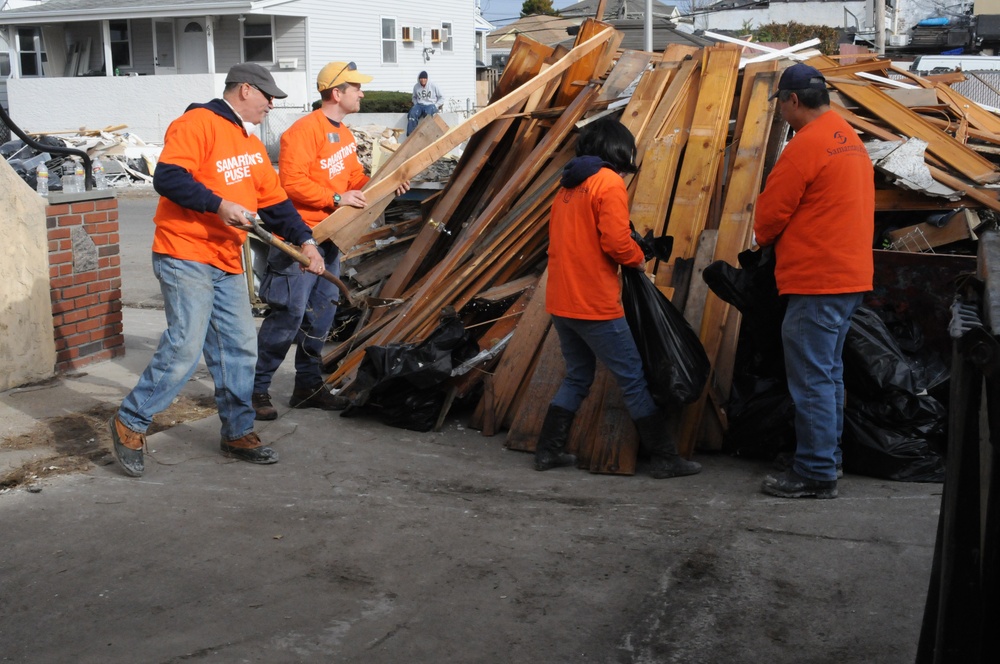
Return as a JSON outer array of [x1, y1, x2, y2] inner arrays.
[[306, 19, 1000, 477], [0, 124, 161, 191]]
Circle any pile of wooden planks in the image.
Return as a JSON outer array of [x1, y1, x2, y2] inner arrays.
[[316, 24, 1000, 474]]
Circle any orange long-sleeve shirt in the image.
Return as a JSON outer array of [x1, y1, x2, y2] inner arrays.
[[152, 105, 289, 273], [278, 110, 371, 227], [546, 167, 645, 320], [753, 110, 874, 295]]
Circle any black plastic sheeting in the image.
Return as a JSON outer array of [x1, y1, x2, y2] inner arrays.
[[1, 136, 73, 191], [705, 247, 947, 482], [340, 309, 479, 432], [621, 266, 710, 406]]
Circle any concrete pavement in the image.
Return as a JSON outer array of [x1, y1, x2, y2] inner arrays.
[[0, 191, 941, 663]]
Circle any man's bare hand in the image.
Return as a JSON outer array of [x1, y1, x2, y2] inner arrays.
[[300, 243, 325, 274], [217, 200, 253, 227], [341, 190, 367, 208], [395, 180, 411, 197]]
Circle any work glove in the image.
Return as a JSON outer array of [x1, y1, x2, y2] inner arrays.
[[630, 226, 674, 262]]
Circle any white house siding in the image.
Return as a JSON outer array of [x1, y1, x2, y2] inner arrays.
[[274, 15, 306, 68], [697, 1, 867, 32], [212, 15, 242, 72], [6, 71, 307, 141], [283, 0, 477, 114]]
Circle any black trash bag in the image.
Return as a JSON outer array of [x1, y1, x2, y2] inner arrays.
[[722, 373, 795, 460], [841, 306, 947, 482], [621, 267, 710, 406], [842, 399, 946, 482], [703, 246, 787, 378], [341, 309, 478, 432]]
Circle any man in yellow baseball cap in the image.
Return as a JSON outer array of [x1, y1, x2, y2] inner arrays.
[[253, 61, 407, 419], [316, 60, 373, 92]]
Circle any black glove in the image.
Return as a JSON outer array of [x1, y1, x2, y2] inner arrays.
[[630, 227, 674, 262]]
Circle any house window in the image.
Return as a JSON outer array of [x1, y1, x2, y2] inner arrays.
[[242, 15, 274, 63], [17, 27, 44, 77], [382, 17, 396, 64], [109, 19, 132, 69], [442, 22, 453, 52]]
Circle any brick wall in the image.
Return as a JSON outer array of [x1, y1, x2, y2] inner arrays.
[[46, 194, 125, 372]]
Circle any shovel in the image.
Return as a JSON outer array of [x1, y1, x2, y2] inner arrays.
[[237, 213, 402, 309]]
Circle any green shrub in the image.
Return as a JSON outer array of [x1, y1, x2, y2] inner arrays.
[[310, 91, 411, 113], [361, 91, 412, 113]]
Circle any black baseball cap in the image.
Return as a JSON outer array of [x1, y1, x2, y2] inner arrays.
[[770, 64, 826, 100], [225, 63, 288, 99]]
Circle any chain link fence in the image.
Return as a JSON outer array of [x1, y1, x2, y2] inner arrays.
[[259, 104, 310, 163]]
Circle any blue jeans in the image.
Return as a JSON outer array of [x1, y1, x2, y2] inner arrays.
[[550, 315, 658, 420], [782, 293, 864, 481], [407, 103, 437, 135], [118, 254, 257, 441], [254, 243, 340, 393]]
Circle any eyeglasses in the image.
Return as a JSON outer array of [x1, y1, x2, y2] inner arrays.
[[329, 61, 356, 88], [248, 83, 274, 103]]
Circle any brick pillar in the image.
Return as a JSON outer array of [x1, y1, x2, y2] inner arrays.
[[46, 191, 125, 372]]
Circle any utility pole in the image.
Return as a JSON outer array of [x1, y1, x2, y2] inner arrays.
[[875, 0, 886, 55], [645, 0, 653, 52]]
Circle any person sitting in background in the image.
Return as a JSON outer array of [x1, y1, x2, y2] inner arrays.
[[406, 71, 444, 136]]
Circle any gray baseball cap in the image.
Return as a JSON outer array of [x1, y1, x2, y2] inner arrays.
[[225, 63, 288, 99]]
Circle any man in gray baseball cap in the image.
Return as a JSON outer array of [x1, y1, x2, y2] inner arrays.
[[225, 62, 288, 101]]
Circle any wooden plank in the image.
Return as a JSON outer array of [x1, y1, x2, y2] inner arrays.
[[656, 46, 741, 292], [596, 49, 654, 103], [555, 19, 622, 107], [681, 229, 719, 328], [927, 164, 1000, 214], [677, 69, 776, 458], [566, 366, 612, 467], [875, 188, 982, 211], [474, 271, 550, 433], [885, 209, 977, 251], [311, 26, 618, 250], [586, 375, 638, 475], [504, 327, 564, 452], [630, 135, 681, 238], [934, 82, 1000, 136], [810, 56, 1000, 184], [358, 93, 590, 350], [376, 117, 518, 306], [337, 115, 449, 254], [620, 64, 675, 141], [636, 57, 699, 164]]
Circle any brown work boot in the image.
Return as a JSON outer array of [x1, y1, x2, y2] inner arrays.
[[220, 432, 279, 464], [289, 385, 349, 411], [252, 392, 277, 421], [108, 415, 146, 477]]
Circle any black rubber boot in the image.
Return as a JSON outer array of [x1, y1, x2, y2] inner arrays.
[[634, 410, 702, 479], [534, 405, 577, 471]]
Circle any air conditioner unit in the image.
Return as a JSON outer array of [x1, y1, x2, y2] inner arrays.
[[431, 28, 442, 42], [277, 57, 298, 69], [402, 26, 414, 42]]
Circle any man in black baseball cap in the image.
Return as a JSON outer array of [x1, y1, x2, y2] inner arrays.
[[769, 63, 826, 100], [225, 62, 288, 101]]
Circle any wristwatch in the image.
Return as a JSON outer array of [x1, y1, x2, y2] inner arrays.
[[333, 193, 341, 206], [303, 238, 318, 246]]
